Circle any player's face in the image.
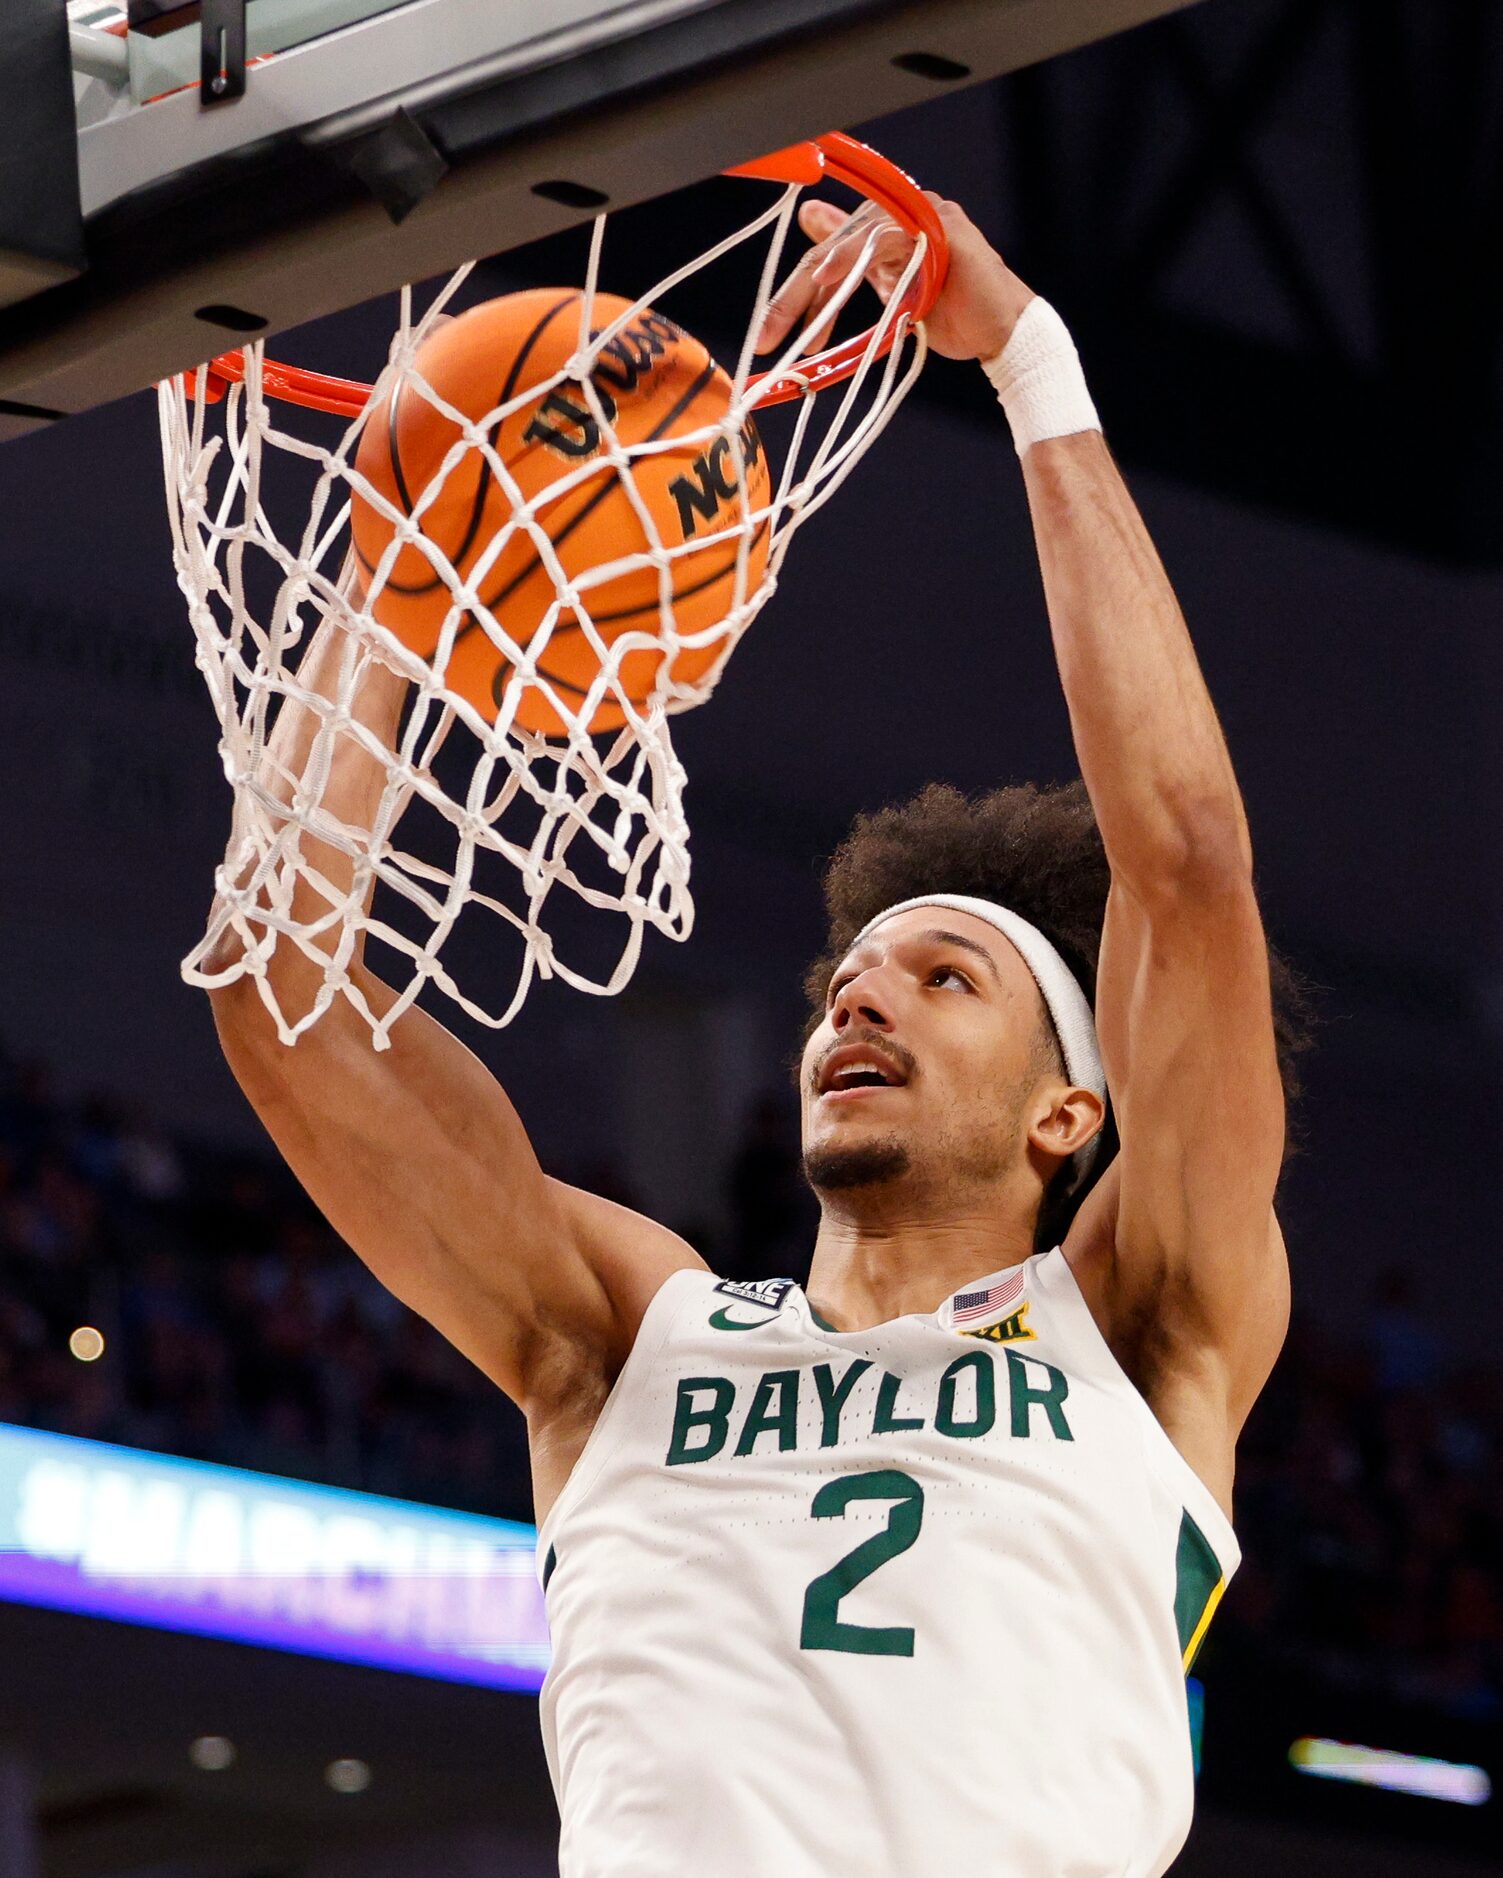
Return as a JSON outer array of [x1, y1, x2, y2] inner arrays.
[[800, 907, 1053, 1197]]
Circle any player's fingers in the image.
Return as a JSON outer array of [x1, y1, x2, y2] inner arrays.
[[755, 199, 917, 354], [814, 214, 912, 282], [755, 260, 822, 354], [809, 219, 915, 320], [797, 199, 848, 243], [756, 201, 878, 353]]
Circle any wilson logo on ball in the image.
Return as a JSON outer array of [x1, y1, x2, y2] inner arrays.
[[350, 288, 773, 738], [520, 312, 684, 461]]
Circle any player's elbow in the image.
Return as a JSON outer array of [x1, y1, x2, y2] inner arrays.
[[1128, 801, 1254, 907]]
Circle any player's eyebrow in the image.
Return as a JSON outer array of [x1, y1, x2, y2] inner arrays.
[[834, 925, 1004, 986], [909, 928, 1003, 984]]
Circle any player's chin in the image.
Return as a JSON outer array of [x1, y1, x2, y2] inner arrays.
[[802, 1134, 911, 1193]]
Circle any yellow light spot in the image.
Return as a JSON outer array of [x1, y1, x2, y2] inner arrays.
[[68, 1327, 105, 1362]]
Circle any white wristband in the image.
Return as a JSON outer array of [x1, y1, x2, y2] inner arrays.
[[981, 298, 1101, 456]]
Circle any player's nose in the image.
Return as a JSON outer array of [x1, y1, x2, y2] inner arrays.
[[831, 964, 895, 1033]]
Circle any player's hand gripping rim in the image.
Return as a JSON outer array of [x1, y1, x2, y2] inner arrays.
[[755, 192, 1037, 365]]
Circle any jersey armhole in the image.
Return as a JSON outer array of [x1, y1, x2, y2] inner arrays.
[[535, 1265, 706, 1574], [1041, 1247, 1242, 1582]]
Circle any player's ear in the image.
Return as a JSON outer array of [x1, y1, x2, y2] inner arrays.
[[1026, 1086, 1104, 1172]]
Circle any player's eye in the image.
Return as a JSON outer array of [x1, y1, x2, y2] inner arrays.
[[826, 974, 854, 1007], [928, 964, 972, 991]]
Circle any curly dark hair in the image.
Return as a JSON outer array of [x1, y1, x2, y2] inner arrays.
[[802, 780, 1316, 1253]]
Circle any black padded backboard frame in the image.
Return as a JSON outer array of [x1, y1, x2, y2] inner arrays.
[[0, 0, 86, 317], [0, 0, 1204, 440]]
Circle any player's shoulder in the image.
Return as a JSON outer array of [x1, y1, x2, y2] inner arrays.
[[548, 1177, 709, 1342], [529, 1186, 707, 1522]]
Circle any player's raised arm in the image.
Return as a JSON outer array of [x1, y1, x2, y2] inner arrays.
[[204, 588, 701, 1430], [763, 196, 1287, 1491], [1014, 393, 1287, 1392]]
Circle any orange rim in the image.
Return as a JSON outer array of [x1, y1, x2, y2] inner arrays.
[[189, 131, 949, 416], [724, 131, 948, 404]]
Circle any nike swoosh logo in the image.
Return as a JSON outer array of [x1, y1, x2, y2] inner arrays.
[[709, 1306, 771, 1331]]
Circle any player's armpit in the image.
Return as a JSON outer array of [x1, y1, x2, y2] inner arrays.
[[1084, 867, 1289, 1421], [211, 968, 703, 1414]]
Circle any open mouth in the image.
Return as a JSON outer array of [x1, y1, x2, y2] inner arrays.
[[816, 1044, 909, 1097]]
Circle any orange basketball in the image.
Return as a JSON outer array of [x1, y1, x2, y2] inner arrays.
[[350, 289, 771, 736]]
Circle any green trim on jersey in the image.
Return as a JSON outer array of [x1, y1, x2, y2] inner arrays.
[[1174, 1509, 1227, 1670]]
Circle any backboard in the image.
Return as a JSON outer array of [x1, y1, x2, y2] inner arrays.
[[0, 0, 1206, 439]]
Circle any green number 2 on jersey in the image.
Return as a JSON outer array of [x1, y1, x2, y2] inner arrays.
[[800, 1469, 925, 1657]]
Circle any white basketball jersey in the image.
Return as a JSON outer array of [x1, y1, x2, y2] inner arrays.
[[537, 1247, 1237, 1877]]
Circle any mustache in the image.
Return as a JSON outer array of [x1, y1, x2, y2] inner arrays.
[[809, 1029, 918, 1092]]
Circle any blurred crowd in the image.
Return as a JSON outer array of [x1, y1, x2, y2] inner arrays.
[[0, 1046, 1498, 1719], [0, 1052, 536, 1522], [1226, 1270, 1503, 1721]]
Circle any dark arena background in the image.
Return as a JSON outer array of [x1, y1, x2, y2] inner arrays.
[[0, 1, 1500, 1873]]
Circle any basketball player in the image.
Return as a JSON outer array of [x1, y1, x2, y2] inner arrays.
[[207, 192, 1307, 1875]]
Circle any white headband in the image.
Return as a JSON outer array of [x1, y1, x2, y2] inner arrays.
[[851, 893, 1107, 1181]]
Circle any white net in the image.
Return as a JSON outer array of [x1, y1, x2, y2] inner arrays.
[[162, 170, 931, 1047]]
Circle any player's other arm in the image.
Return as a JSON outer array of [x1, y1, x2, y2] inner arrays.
[[1016, 416, 1286, 1482], [205, 601, 702, 1417]]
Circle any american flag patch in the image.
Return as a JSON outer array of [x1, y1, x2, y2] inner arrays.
[[950, 1270, 1026, 1325]]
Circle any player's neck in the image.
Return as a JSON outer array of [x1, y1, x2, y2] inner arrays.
[[805, 1190, 1038, 1333]]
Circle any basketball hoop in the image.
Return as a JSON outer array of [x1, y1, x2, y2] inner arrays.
[[162, 132, 948, 1047]]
